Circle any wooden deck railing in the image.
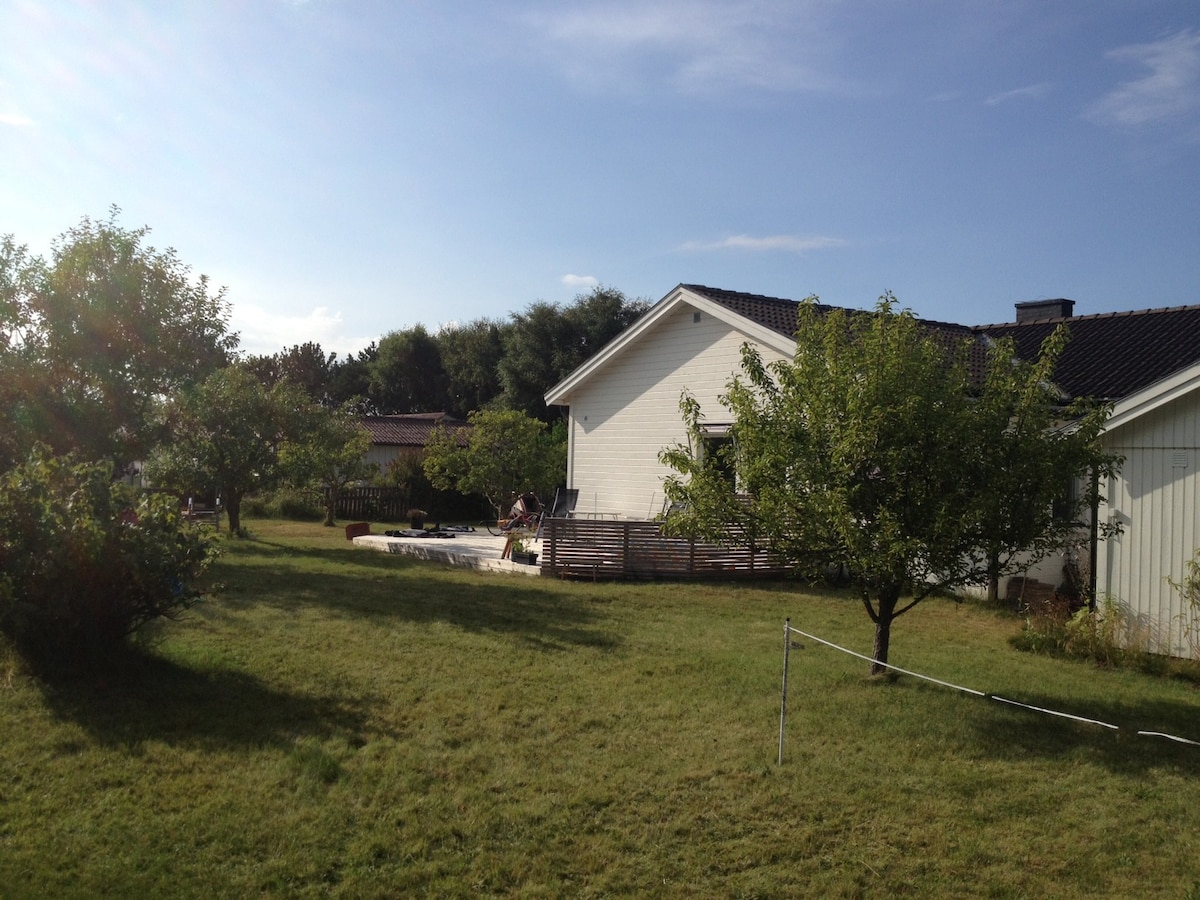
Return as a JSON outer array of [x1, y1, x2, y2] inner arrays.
[[540, 518, 788, 580]]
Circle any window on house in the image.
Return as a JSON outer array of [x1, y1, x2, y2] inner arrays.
[[700, 424, 737, 487], [1052, 474, 1080, 523]]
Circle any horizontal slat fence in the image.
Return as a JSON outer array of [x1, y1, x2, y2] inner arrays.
[[541, 518, 789, 580], [332, 487, 488, 523], [334, 487, 410, 522]]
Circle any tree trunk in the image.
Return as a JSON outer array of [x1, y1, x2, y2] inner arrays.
[[986, 550, 1001, 605], [226, 492, 242, 535], [324, 486, 338, 527], [869, 586, 901, 676]]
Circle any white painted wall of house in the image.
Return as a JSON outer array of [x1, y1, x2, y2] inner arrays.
[[1099, 388, 1200, 658], [564, 304, 789, 520]]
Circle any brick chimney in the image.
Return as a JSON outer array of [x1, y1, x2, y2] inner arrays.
[[1014, 298, 1075, 323]]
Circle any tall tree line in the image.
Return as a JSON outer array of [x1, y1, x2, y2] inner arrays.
[[243, 286, 651, 420]]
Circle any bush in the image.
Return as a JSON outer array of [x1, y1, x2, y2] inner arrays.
[[1009, 590, 1072, 656], [1011, 592, 1199, 678], [240, 494, 271, 518], [241, 488, 323, 522], [0, 449, 215, 672], [1062, 597, 1127, 667], [1169, 550, 1200, 659]]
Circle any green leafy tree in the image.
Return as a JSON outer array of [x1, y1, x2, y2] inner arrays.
[[661, 296, 1116, 674], [436, 318, 509, 417], [326, 342, 378, 410], [968, 327, 1121, 603], [499, 287, 649, 420], [243, 342, 338, 401], [0, 236, 44, 469], [0, 208, 236, 469], [423, 409, 563, 520], [0, 447, 214, 671], [369, 325, 448, 414], [498, 301, 576, 420], [280, 402, 377, 526], [149, 366, 306, 534]]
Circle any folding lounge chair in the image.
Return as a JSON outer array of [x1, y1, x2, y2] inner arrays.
[[536, 488, 579, 538]]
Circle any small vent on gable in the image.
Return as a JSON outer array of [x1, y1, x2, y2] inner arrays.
[[1172, 451, 1189, 468], [693, 311, 701, 323]]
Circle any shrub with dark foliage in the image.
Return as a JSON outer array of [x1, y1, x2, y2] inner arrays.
[[0, 448, 215, 671]]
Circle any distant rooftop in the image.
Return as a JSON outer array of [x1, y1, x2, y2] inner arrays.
[[361, 412, 468, 447]]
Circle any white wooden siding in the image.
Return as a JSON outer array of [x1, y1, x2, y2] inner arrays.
[[566, 305, 788, 519], [1099, 390, 1200, 657], [363, 445, 424, 478], [365, 446, 402, 474]]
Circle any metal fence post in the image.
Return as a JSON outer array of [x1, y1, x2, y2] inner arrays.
[[778, 617, 791, 766]]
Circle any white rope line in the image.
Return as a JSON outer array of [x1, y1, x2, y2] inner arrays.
[[785, 623, 1199, 747], [1136, 731, 1200, 746], [787, 625, 986, 696], [987, 695, 1118, 730]]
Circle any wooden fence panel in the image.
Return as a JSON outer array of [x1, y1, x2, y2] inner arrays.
[[541, 518, 788, 580], [333, 487, 410, 522]]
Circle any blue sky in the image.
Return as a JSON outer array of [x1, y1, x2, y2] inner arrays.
[[3, 1, 1199, 356]]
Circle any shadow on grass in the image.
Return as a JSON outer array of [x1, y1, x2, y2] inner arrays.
[[967, 688, 1200, 775], [208, 538, 620, 652], [35, 649, 368, 751]]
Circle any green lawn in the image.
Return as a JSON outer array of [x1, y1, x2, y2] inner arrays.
[[3, 519, 1200, 897]]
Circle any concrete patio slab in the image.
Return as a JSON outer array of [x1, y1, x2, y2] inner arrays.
[[351, 529, 543, 576]]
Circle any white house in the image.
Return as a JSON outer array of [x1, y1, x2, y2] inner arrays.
[[546, 284, 1200, 657], [543, 285, 798, 520]]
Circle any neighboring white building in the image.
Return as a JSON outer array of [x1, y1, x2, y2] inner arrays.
[[546, 284, 1200, 658], [1096, 363, 1200, 657]]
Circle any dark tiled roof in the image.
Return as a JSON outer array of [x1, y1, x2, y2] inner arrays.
[[361, 413, 468, 447], [977, 305, 1200, 401], [683, 284, 990, 382], [681, 284, 824, 337], [683, 285, 1200, 402]]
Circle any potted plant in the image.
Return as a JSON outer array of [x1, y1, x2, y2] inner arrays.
[[509, 537, 538, 566], [408, 508, 427, 530]]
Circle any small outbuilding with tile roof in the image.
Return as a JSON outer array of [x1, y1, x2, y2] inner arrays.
[[360, 413, 469, 478]]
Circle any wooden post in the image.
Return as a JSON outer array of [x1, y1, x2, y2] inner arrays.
[[778, 618, 791, 766], [622, 521, 631, 578]]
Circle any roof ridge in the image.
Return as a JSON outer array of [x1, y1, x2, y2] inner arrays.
[[682, 284, 806, 306], [364, 411, 454, 420], [975, 301, 1200, 331], [686, 284, 974, 332]]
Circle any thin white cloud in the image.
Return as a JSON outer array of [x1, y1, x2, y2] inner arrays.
[[0, 111, 34, 128], [985, 83, 1051, 106], [229, 303, 372, 358], [679, 233, 847, 253], [1087, 29, 1200, 127], [524, 1, 843, 95], [562, 273, 599, 288]]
